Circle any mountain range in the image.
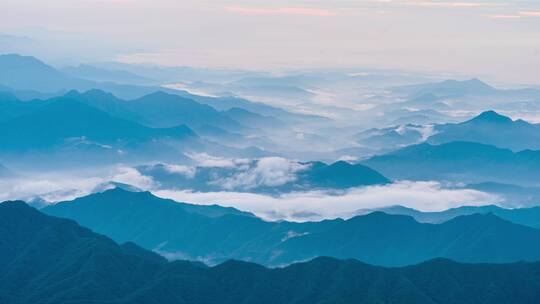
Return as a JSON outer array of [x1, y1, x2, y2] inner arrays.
[[4, 200, 540, 304], [362, 141, 540, 186], [43, 188, 540, 267], [393, 78, 540, 100], [429, 110, 540, 151], [0, 89, 283, 167], [359, 204, 540, 229], [0, 96, 195, 151], [354, 110, 540, 153], [0, 54, 322, 126], [393, 78, 499, 98]]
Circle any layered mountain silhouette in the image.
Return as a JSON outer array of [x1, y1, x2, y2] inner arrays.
[[51, 90, 251, 131], [0, 54, 319, 125], [363, 141, 540, 185], [127, 91, 247, 130], [222, 107, 285, 129], [44, 188, 540, 266], [5, 200, 540, 303], [394, 78, 501, 98], [353, 124, 427, 151], [353, 111, 540, 153], [0, 96, 195, 150], [0, 90, 280, 167], [0, 54, 88, 93], [0, 91, 49, 121], [0, 54, 179, 99]]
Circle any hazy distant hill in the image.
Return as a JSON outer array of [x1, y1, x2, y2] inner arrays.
[[44, 188, 540, 267], [222, 107, 285, 129], [5, 200, 540, 303], [0, 54, 91, 93], [0, 54, 321, 126], [0, 54, 169, 99], [0, 90, 280, 166], [394, 78, 498, 98], [359, 204, 540, 229], [352, 111, 540, 153], [62, 64, 155, 85], [127, 91, 248, 131], [393, 78, 539, 100], [363, 141, 540, 185], [429, 110, 540, 151]]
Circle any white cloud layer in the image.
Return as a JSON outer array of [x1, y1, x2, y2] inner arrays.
[[155, 181, 501, 222], [186, 152, 250, 168], [0, 165, 502, 222], [0, 166, 156, 204]]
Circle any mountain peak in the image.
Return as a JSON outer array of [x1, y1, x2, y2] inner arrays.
[[141, 90, 175, 99], [0, 53, 47, 67], [81, 89, 117, 99], [0, 200, 40, 218], [97, 186, 151, 198], [469, 110, 513, 124], [447, 78, 493, 89], [465, 77, 488, 85]]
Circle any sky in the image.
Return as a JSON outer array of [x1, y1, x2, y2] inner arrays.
[[1, 0, 539, 83]]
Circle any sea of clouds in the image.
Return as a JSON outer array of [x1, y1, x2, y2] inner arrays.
[[0, 160, 501, 222]]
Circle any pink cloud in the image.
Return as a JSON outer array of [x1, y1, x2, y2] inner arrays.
[[520, 11, 540, 17], [397, 1, 507, 8], [487, 14, 522, 19], [226, 6, 338, 17], [487, 11, 540, 20]]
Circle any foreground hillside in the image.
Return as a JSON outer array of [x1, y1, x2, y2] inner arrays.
[[3, 200, 540, 304]]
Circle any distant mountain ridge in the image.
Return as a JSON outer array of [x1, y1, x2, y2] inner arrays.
[[5, 200, 540, 304], [354, 110, 540, 153], [393, 78, 539, 99], [362, 141, 540, 185], [0, 96, 196, 150], [359, 204, 540, 229], [429, 110, 540, 151], [43, 188, 540, 267], [0, 54, 321, 125], [0, 89, 284, 167]]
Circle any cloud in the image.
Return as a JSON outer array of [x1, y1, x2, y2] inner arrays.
[[520, 11, 540, 17], [488, 14, 522, 19], [186, 152, 249, 168], [110, 166, 157, 190], [162, 164, 196, 179], [382, 1, 508, 8], [0, 175, 102, 204], [487, 10, 540, 20], [226, 6, 338, 17], [213, 157, 308, 190], [0, 166, 157, 205], [155, 181, 501, 222]]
